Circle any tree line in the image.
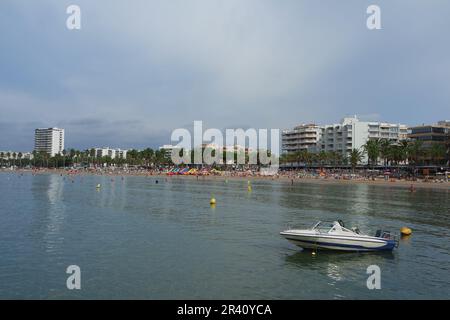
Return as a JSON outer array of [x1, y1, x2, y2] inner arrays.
[[0, 148, 172, 169], [1, 139, 447, 169]]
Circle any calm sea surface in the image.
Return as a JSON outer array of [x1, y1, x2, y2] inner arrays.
[[0, 172, 449, 299]]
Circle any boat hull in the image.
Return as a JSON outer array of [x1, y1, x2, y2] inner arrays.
[[280, 232, 396, 252]]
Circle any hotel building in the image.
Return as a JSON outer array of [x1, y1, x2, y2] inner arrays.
[[159, 144, 182, 158], [94, 147, 128, 159], [408, 120, 450, 165], [281, 124, 321, 154], [34, 128, 65, 157], [321, 117, 408, 157], [282, 116, 408, 163]]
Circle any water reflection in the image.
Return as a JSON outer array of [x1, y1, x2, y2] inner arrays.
[[29, 174, 67, 254], [44, 175, 66, 253], [285, 249, 395, 285], [2, 173, 447, 299]]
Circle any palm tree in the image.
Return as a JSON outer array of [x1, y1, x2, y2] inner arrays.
[[279, 153, 288, 165], [5, 152, 11, 167], [317, 151, 328, 166], [329, 151, 343, 166], [387, 144, 403, 166], [429, 143, 446, 166], [349, 148, 364, 172], [32, 150, 37, 167], [292, 150, 305, 168], [12, 152, 16, 167], [39, 151, 49, 168], [397, 140, 409, 165], [407, 140, 423, 166], [17, 152, 23, 168], [379, 139, 392, 167], [62, 149, 67, 168], [363, 139, 381, 168]]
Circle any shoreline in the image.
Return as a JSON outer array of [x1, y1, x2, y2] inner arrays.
[[1, 168, 449, 190]]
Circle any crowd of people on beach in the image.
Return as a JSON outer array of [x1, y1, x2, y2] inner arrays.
[[3, 165, 449, 184]]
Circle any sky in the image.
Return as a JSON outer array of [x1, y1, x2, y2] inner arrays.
[[0, 0, 449, 151]]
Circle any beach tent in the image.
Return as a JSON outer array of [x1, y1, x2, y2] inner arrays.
[[179, 168, 190, 174]]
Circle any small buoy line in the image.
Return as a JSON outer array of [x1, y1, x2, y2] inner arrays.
[[207, 180, 256, 206]]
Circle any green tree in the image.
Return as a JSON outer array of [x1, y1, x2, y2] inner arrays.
[[12, 152, 16, 167], [379, 139, 392, 166], [407, 140, 424, 165], [363, 139, 381, 167], [429, 143, 446, 165], [349, 148, 364, 172], [32, 150, 37, 167], [17, 152, 23, 168]]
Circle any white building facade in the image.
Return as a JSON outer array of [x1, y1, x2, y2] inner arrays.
[[34, 128, 65, 157], [281, 124, 321, 154], [159, 144, 181, 158], [94, 147, 127, 159], [282, 116, 408, 164]]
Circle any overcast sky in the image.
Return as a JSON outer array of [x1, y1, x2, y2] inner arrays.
[[1, 0, 449, 151]]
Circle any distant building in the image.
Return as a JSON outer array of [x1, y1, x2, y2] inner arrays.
[[94, 147, 127, 159], [282, 116, 408, 163], [408, 120, 450, 165], [34, 128, 64, 157], [201, 144, 253, 165], [159, 144, 181, 158], [201, 144, 251, 153], [321, 117, 408, 160], [281, 124, 321, 154]]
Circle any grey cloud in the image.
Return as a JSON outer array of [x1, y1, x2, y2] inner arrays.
[[0, 0, 449, 151]]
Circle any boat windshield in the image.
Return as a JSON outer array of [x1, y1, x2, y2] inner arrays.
[[313, 222, 335, 233]]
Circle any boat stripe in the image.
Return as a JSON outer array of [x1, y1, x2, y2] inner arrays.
[[284, 237, 395, 250], [280, 232, 387, 244]]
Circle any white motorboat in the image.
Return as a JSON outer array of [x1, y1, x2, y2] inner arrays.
[[280, 220, 397, 252]]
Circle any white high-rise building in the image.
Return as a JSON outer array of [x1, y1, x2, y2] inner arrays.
[[281, 116, 408, 164], [281, 124, 321, 154], [320, 116, 408, 163], [34, 128, 65, 157]]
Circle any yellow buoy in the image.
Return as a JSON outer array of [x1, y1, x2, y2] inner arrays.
[[400, 227, 412, 236], [210, 197, 216, 205]]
